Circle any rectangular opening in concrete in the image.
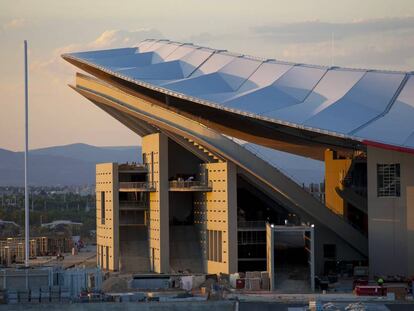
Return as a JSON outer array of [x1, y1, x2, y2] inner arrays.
[[267, 225, 315, 292]]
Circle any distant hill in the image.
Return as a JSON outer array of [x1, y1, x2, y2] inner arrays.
[[0, 144, 141, 186], [0, 143, 323, 186]]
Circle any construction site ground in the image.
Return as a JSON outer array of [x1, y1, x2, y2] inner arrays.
[[29, 244, 96, 268]]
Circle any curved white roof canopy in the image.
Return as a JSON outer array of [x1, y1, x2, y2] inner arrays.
[[65, 39, 414, 153]]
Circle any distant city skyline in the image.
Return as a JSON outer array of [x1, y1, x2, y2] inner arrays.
[[1, 0, 414, 151]]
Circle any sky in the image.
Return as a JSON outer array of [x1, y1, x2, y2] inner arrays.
[[1, 0, 414, 151]]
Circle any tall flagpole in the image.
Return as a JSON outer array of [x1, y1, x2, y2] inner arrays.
[[24, 40, 29, 267]]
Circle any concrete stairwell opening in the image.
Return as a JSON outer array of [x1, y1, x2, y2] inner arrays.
[[119, 226, 150, 273], [169, 225, 203, 273]]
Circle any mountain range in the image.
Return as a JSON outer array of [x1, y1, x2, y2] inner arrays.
[[0, 143, 323, 186], [0, 144, 141, 186]]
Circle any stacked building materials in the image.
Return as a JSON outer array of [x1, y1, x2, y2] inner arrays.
[[385, 284, 407, 300], [242, 271, 271, 291], [261, 271, 270, 290], [245, 278, 261, 291]]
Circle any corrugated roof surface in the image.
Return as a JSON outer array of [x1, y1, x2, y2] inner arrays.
[[65, 39, 414, 151]]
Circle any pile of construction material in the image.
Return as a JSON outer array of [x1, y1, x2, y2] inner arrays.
[[229, 271, 270, 291]]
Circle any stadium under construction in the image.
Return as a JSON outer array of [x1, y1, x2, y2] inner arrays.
[[62, 39, 414, 282]]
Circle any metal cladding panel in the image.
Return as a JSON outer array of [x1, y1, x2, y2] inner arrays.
[[65, 39, 414, 151], [268, 69, 366, 123], [304, 71, 406, 134], [354, 75, 414, 146]]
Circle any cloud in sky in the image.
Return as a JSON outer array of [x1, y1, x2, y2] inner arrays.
[[3, 18, 26, 30], [252, 16, 414, 43], [31, 28, 163, 83], [90, 29, 163, 49]]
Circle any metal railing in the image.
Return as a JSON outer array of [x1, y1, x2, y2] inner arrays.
[[118, 182, 155, 191], [238, 220, 267, 229], [119, 201, 148, 210], [169, 180, 212, 190]]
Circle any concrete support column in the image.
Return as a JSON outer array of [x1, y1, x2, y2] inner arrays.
[[95, 163, 119, 271], [143, 133, 169, 273], [199, 161, 237, 274]]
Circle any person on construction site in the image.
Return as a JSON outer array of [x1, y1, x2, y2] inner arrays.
[[377, 277, 384, 287]]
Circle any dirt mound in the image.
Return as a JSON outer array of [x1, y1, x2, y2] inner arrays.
[[102, 276, 128, 293]]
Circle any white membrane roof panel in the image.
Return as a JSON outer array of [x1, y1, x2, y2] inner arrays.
[[90, 52, 159, 69], [354, 75, 414, 146], [70, 48, 136, 62], [238, 61, 293, 92], [136, 40, 158, 52], [196, 57, 263, 100], [65, 39, 414, 151], [191, 61, 293, 103], [162, 56, 261, 96], [268, 69, 366, 123], [190, 53, 236, 77], [152, 42, 181, 59], [117, 48, 215, 83], [304, 71, 405, 134], [164, 45, 199, 61], [139, 40, 170, 53], [223, 65, 326, 113]]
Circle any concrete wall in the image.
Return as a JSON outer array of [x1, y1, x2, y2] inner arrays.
[[194, 162, 238, 274], [367, 146, 414, 276], [313, 225, 365, 274], [142, 133, 169, 273], [96, 163, 119, 271], [325, 149, 352, 216]]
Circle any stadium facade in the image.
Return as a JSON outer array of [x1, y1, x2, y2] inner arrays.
[[63, 39, 414, 278]]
